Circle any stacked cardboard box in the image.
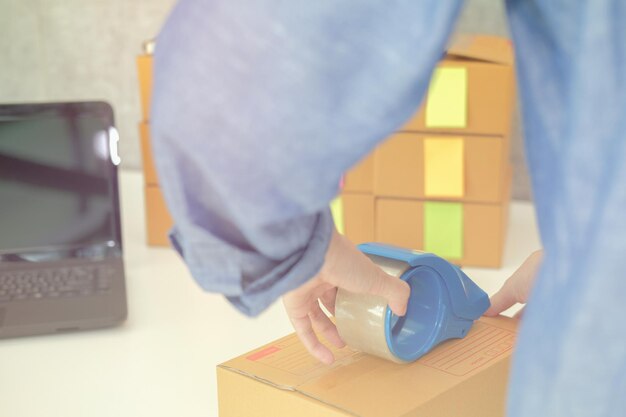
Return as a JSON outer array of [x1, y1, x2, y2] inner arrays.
[[137, 42, 174, 246], [336, 35, 516, 267]]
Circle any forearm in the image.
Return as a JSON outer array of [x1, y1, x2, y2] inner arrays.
[[150, 0, 462, 315]]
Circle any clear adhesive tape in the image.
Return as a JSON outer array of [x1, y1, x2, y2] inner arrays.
[[335, 254, 411, 363], [335, 245, 490, 363]]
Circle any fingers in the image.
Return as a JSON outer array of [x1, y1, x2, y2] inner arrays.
[[283, 288, 341, 365], [337, 264, 410, 317], [287, 312, 335, 365], [364, 270, 410, 316], [319, 287, 337, 316], [309, 302, 345, 349], [328, 264, 410, 316], [323, 232, 410, 316], [484, 282, 517, 316]]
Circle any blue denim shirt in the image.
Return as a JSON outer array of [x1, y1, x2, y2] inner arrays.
[[151, 1, 626, 416]]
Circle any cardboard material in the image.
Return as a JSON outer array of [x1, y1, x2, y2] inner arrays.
[[144, 185, 173, 247], [136, 54, 153, 121], [343, 153, 375, 193], [137, 51, 170, 247], [375, 133, 508, 204], [375, 198, 423, 249], [374, 172, 511, 268], [341, 193, 375, 244], [423, 137, 464, 198], [374, 134, 423, 198], [447, 34, 514, 66], [139, 122, 158, 186], [425, 67, 468, 128], [217, 316, 517, 417], [400, 36, 515, 137]]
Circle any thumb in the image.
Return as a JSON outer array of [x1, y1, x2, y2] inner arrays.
[[323, 232, 410, 316], [484, 284, 516, 316], [337, 262, 410, 316], [367, 268, 411, 316]]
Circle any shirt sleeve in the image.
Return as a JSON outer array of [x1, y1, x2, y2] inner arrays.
[[504, 2, 626, 416], [150, 0, 462, 316]]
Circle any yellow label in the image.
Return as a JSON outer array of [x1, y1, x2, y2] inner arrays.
[[424, 137, 464, 197], [330, 197, 344, 234], [425, 67, 468, 128]]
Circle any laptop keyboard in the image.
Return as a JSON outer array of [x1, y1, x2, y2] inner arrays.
[[0, 265, 114, 302]]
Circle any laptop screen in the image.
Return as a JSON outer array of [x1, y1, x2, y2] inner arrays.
[[0, 102, 122, 260]]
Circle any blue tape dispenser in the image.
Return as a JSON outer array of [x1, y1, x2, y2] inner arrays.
[[335, 243, 490, 363]]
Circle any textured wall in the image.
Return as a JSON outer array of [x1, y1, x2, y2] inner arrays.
[[0, 0, 531, 200], [0, 0, 176, 172]]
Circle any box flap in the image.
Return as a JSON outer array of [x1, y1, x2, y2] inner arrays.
[[446, 34, 513, 65], [218, 316, 517, 417]]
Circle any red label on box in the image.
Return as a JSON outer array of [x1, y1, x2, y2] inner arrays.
[[246, 346, 281, 361]]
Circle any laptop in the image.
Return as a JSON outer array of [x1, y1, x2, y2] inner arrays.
[[0, 102, 127, 338]]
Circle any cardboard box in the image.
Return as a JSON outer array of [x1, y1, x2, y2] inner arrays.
[[375, 198, 424, 250], [136, 54, 153, 121], [139, 121, 158, 186], [335, 35, 515, 267], [341, 164, 511, 267], [375, 198, 508, 268], [144, 185, 173, 246], [137, 50, 171, 247], [380, 159, 510, 269], [343, 153, 375, 193], [217, 316, 517, 417], [342, 193, 375, 244], [375, 133, 509, 204], [400, 36, 515, 137]]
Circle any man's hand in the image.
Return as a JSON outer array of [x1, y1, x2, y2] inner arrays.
[[283, 229, 410, 365], [484, 250, 543, 317]]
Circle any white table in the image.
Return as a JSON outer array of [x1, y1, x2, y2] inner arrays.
[[0, 170, 541, 417]]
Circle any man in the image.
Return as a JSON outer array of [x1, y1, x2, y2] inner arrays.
[[151, 1, 626, 416]]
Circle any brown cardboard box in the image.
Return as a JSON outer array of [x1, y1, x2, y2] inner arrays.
[[374, 166, 511, 268], [139, 121, 158, 186], [462, 202, 508, 268], [375, 198, 509, 268], [217, 316, 517, 417], [375, 133, 509, 204], [137, 50, 171, 247], [375, 198, 424, 249], [144, 185, 173, 246], [342, 193, 375, 244], [136, 54, 153, 121], [343, 153, 375, 193], [400, 36, 515, 137]]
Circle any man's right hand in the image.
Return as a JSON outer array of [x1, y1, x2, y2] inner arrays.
[[282, 229, 410, 364]]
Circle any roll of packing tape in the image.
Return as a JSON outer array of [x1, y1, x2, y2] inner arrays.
[[335, 243, 490, 363]]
